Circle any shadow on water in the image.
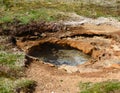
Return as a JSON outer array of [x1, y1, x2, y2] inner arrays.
[[29, 43, 90, 66]]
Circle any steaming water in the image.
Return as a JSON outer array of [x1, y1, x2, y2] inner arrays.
[[37, 48, 90, 66]]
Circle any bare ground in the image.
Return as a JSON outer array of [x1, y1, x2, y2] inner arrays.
[[26, 61, 120, 93]]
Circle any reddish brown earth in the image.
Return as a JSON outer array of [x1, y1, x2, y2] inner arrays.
[[9, 22, 120, 93]]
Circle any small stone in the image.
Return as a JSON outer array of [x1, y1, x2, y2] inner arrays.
[[45, 63, 55, 67], [111, 64, 120, 69], [41, 33, 47, 37], [59, 65, 79, 73]]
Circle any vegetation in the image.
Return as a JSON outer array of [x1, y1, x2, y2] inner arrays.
[[79, 81, 120, 93], [0, 77, 36, 93], [0, 52, 24, 69], [0, 0, 120, 24], [0, 36, 25, 72], [0, 36, 36, 93]]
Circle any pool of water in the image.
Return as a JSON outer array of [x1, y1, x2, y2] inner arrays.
[[43, 49, 90, 66], [30, 44, 90, 66]]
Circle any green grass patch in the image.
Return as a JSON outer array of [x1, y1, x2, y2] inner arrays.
[[0, 52, 25, 69], [79, 81, 120, 93], [0, 36, 26, 77], [0, 77, 36, 93], [0, 0, 119, 24], [17, 8, 61, 24], [0, 16, 13, 23]]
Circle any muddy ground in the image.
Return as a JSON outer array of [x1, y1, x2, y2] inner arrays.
[[1, 20, 120, 93]]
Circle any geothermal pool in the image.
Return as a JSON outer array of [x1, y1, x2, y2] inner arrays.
[[30, 43, 90, 66]]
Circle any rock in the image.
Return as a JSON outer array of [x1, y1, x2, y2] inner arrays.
[[111, 64, 120, 69], [92, 49, 103, 58], [44, 63, 55, 67], [58, 65, 79, 73], [69, 41, 94, 54]]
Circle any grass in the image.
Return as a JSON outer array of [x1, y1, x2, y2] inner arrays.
[[0, 36, 36, 93], [79, 81, 120, 93], [0, 4, 37, 91], [0, 36, 35, 92], [0, 36, 25, 70], [0, 36, 25, 77], [0, 0, 120, 24], [0, 1, 69, 24], [0, 52, 25, 69], [0, 77, 36, 93]]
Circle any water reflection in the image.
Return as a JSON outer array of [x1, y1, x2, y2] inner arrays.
[[36, 48, 90, 66]]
